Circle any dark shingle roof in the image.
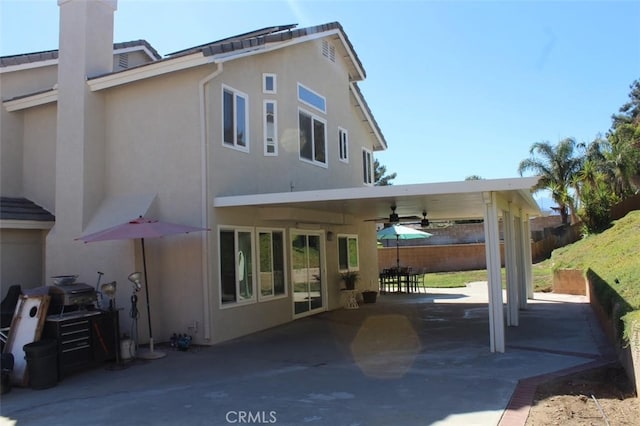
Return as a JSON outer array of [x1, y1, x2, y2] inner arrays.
[[0, 40, 161, 68], [0, 197, 55, 222], [167, 22, 366, 79]]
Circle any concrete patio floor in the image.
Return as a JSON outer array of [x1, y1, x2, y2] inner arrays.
[[0, 283, 614, 426]]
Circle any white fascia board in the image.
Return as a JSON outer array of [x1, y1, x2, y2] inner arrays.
[[336, 32, 365, 81], [114, 45, 158, 61], [350, 82, 386, 151], [88, 53, 213, 91], [0, 220, 54, 230], [214, 177, 541, 209], [213, 29, 366, 82], [4, 89, 58, 112], [0, 58, 58, 74]]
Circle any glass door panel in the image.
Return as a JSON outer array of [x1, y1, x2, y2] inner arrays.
[[291, 232, 324, 316]]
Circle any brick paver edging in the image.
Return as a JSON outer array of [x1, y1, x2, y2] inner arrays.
[[497, 357, 617, 426]]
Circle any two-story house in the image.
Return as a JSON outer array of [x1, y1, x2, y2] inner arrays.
[[1, 0, 540, 353]]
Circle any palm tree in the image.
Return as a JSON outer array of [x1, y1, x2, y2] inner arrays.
[[518, 138, 582, 224]]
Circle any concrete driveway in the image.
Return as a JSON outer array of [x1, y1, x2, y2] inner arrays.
[[0, 283, 613, 426]]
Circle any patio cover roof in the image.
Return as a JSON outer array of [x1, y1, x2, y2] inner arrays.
[[213, 176, 542, 223], [214, 176, 542, 353]]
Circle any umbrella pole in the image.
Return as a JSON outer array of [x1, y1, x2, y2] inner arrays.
[[396, 236, 401, 292], [138, 237, 166, 359]]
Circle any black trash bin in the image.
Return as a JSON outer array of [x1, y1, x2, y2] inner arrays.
[[23, 339, 58, 390]]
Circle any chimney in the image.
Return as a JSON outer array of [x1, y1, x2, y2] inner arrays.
[[47, 0, 117, 276]]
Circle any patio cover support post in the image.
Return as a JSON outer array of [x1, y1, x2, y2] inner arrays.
[[515, 211, 528, 309], [504, 205, 519, 327], [522, 214, 534, 300], [483, 192, 505, 353]]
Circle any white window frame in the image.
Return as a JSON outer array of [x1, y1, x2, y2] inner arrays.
[[263, 100, 278, 156], [297, 83, 326, 114], [338, 127, 349, 163], [218, 226, 256, 308], [263, 73, 277, 94], [222, 84, 249, 153], [256, 228, 288, 301], [298, 107, 328, 168], [362, 148, 374, 186], [337, 234, 359, 272]]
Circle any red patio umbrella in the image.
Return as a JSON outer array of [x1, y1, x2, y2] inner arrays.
[[76, 216, 209, 359]]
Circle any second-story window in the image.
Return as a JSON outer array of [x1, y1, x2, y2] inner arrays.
[[338, 128, 348, 162], [362, 148, 373, 185], [299, 108, 327, 166], [298, 83, 326, 113], [263, 73, 276, 94], [222, 85, 249, 152], [264, 100, 277, 155]]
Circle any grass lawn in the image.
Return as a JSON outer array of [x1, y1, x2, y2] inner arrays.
[[418, 262, 553, 291]]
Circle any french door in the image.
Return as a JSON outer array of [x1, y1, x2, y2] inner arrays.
[[291, 230, 325, 317]]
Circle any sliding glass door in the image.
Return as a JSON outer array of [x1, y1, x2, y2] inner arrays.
[[291, 231, 325, 317]]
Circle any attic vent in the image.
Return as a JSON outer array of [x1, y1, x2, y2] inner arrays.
[[118, 53, 129, 69], [322, 40, 335, 63]]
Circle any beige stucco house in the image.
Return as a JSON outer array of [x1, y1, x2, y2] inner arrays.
[[1, 0, 541, 353]]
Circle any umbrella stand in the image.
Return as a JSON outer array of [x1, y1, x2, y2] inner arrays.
[[136, 238, 166, 360]]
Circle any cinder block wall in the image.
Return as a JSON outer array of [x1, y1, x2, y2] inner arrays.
[[377, 243, 506, 273]]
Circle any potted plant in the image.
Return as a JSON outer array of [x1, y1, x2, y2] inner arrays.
[[339, 270, 359, 290]]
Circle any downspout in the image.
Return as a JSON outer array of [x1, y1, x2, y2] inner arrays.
[[199, 62, 223, 341]]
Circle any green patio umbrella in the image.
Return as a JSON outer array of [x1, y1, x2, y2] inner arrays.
[[377, 224, 433, 289]]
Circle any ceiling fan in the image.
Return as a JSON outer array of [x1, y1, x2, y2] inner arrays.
[[364, 205, 420, 224], [401, 210, 431, 228]]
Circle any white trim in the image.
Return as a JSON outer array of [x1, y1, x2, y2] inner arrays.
[[262, 73, 277, 94], [214, 177, 542, 212], [218, 225, 257, 309], [362, 147, 374, 186], [0, 58, 58, 74], [298, 107, 328, 168], [290, 228, 328, 319], [4, 89, 58, 112], [350, 82, 386, 151], [263, 100, 278, 156], [256, 227, 288, 302], [338, 127, 349, 163], [213, 29, 366, 80], [337, 233, 360, 272], [89, 54, 213, 91], [0, 220, 54, 230], [297, 82, 326, 114], [221, 84, 250, 153]]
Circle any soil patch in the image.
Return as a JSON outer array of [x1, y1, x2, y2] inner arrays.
[[526, 364, 640, 425]]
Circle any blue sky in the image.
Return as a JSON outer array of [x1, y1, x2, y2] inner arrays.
[[2, 0, 639, 197]]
